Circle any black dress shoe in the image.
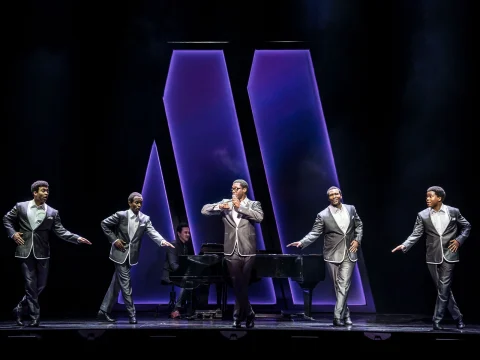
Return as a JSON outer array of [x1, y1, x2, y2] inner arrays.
[[246, 313, 255, 329], [97, 310, 116, 322], [344, 316, 353, 326], [232, 320, 241, 328], [14, 307, 23, 326], [333, 318, 345, 326], [129, 316, 137, 324], [28, 319, 40, 327], [456, 317, 465, 329], [433, 322, 444, 330]]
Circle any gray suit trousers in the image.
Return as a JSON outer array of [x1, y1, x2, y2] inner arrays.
[[427, 261, 462, 323], [326, 254, 355, 319], [100, 262, 135, 317]]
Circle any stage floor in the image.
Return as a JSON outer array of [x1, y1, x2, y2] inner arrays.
[[1, 312, 479, 351]]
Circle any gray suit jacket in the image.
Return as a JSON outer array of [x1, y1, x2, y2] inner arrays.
[[402, 205, 471, 264], [299, 204, 363, 263], [201, 198, 264, 256], [101, 210, 166, 266], [3, 201, 80, 259]]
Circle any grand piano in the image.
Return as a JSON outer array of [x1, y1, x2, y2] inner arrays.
[[169, 243, 325, 319]]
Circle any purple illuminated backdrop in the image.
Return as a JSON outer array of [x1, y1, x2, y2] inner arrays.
[[247, 50, 375, 310], [163, 50, 276, 304], [118, 141, 176, 304]]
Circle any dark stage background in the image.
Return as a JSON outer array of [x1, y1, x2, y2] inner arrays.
[[0, 1, 477, 320]]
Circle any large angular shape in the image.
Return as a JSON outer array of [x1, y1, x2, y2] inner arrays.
[[163, 50, 276, 304], [118, 141, 176, 304], [247, 50, 374, 310]]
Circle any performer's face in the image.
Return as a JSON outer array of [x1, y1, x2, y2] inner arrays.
[[33, 186, 49, 204], [232, 182, 246, 200], [129, 196, 143, 214], [177, 227, 191, 243], [426, 191, 442, 208], [327, 189, 342, 206]]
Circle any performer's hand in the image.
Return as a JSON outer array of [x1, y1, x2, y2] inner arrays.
[[232, 195, 240, 208], [391, 244, 405, 253], [162, 240, 175, 248], [78, 237, 92, 245], [114, 239, 127, 252], [448, 239, 460, 253], [287, 241, 302, 248], [13, 232, 24, 245], [219, 202, 230, 210], [349, 240, 359, 252]]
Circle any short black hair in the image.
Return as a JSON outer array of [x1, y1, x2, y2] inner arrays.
[[31, 180, 49, 193], [233, 179, 248, 189], [427, 186, 446, 202], [326, 186, 341, 196], [176, 222, 189, 233], [128, 192, 143, 202]]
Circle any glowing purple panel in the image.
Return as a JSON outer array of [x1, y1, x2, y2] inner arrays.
[[247, 50, 373, 309], [163, 50, 276, 304], [118, 141, 176, 304]]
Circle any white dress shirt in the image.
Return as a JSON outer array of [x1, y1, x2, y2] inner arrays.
[[328, 204, 350, 234], [430, 204, 450, 235]]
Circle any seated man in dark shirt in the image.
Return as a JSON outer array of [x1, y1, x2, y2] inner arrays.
[[162, 223, 209, 318]]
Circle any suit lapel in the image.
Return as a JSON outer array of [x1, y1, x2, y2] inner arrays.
[[130, 211, 143, 241], [236, 199, 254, 228], [20, 202, 33, 231], [344, 205, 354, 233], [443, 206, 457, 234], [37, 206, 53, 227], [237, 199, 250, 227]]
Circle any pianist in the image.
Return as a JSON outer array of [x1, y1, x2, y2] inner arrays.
[[162, 223, 209, 318], [287, 186, 363, 327], [201, 179, 264, 328]]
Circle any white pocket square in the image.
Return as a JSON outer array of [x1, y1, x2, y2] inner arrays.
[[140, 224, 145, 227], [451, 218, 456, 221], [47, 216, 53, 219]]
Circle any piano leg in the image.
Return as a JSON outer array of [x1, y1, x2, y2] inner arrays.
[[220, 283, 228, 320], [283, 287, 315, 320], [168, 285, 176, 312], [215, 283, 222, 308], [184, 282, 195, 319]]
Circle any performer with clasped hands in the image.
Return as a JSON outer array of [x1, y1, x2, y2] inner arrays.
[[97, 192, 174, 324], [287, 186, 363, 327], [201, 179, 264, 328], [3, 180, 91, 327], [392, 186, 470, 330]]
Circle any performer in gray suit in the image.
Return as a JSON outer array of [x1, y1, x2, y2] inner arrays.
[[3, 180, 91, 327], [97, 192, 174, 324], [201, 179, 264, 328], [287, 186, 363, 326], [392, 186, 470, 330]]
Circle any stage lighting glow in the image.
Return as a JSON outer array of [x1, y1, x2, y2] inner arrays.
[[118, 141, 176, 304], [247, 50, 372, 307], [163, 50, 276, 304]]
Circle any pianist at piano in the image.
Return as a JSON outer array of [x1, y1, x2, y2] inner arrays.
[[162, 222, 209, 318]]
